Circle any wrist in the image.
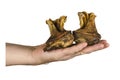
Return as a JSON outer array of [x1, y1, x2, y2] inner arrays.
[[6, 43, 36, 66]]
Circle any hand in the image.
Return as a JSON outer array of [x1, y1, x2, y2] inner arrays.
[[31, 40, 109, 65]]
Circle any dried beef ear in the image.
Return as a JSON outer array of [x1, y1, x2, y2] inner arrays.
[[44, 16, 74, 51], [73, 11, 101, 46]]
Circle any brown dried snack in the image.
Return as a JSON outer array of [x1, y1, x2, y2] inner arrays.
[[44, 16, 74, 51], [73, 11, 101, 46]]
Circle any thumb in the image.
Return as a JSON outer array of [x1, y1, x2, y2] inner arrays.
[[62, 42, 88, 54]]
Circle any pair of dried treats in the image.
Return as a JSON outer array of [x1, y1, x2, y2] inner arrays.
[[44, 11, 101, 51]]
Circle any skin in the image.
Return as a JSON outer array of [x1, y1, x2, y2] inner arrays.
[[6, 40, 109, 66]]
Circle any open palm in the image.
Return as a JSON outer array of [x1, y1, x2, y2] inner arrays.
[[32, 40, 109, 65]]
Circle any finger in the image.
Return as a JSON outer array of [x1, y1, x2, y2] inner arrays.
[[81, 42, 104, 53], [62, 42, 87, 55], [59, 54, 76, 61], [76, 40, 109, 55], [44, 42, 87, 61], [99, 40, 109, 48]]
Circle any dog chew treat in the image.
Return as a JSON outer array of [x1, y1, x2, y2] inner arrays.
[[73, 11, 101, 46], [44, 16, 74, 51]]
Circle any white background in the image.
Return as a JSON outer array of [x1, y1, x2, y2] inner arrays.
[[0, 0, 120, 80]]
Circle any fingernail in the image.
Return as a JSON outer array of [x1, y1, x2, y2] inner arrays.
[[79, 42, 88, 47], [105, 43, 110, 48]]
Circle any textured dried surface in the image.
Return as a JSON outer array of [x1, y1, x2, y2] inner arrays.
[[44, 11, 101, 51], [44, 16, 74, 51], [73, 11, 101, 45]]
